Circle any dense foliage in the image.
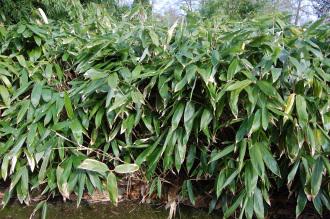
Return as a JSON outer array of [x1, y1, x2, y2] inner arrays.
[[1, 8, 330, 219], [313, 0, 330, 17], [0, 0, 125, 23], [199, 0, 268, 19]]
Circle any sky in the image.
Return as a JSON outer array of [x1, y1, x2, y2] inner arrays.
[[121, 0, 181, 14], [153, 0, 174, 12]]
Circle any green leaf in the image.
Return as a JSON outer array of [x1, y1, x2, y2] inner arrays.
[[95, 108, 105, 129], [186, 64, 197, 83], [106, 172, 118, 205], [0, 85, 10, 106], [249, 110, 261, 134], [132, 65, 143, 78], [17, 24, 26, 33], [77, 173, 86, 207], [283, 93, 295, 124], [174, 78, 187, 92], [30, 200, 47, 219], [186, 180, 195, 205], [175, 130, 186, 170], [313, 193, 323, 215], [109, 96, 127, 112], [186, 144, 196, 173], [211, 50, 220, 66], [1, 154, 9, 181], [216, 171, 225, 197], [78, 159, 109, 176], [131, 90, 144, 104], [261, 107, 269, 130], [20, 166, 29, 198], [135, 132, 165, 165], [166, 20, 178, 44], [184, 101, 195, 132], [249, 143, 265, 177], [254, 188, 264, 219], [1, 190, 12, 207], [200, 108, 212, 130], [271, 68, 281, 82], [229, 89, 240, 118], [290, 56, 304, 74], [42, 89, 52, 102], [17, 55, 27, 68], [227, 58, 240, 80], [55, 63, 64, 81], [311, 157, 323, 197], [222, 170, 239, 189], [41, 202, 47, 219], [224, 190, 246, 218], [236, 117, 253, 142], [43, 64, 52, 79], [114, 164, 139, 174], [1, 75, 12, 89], [31, 82, 43, 107], [287, 161, 300, 185], [238, 140, 247, 171], [84, 68, 107, 80], [64, 92, 74, 119], [259, 143, 281, 177], [256, 80, 277, 96], [149, 29, 160, 46], [296, 95, 308, 127], [38, 147, 52, 183], [245, 197, 254, 219], [171, 102, 184, 130], [322, 156, 330, 176], [70, 118, 83, 145], [226, 80, 252, 91], [108, 73, 119, 89], [210, 144, 235, 163], [296, 190, 307, 217]]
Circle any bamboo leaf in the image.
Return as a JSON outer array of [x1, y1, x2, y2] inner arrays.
[[106, 172, 118, 205], [249, 143, 265, 177], [70, 118, 83, 145], [166, 20, 178, 44], [171, 102, 184, 130], [227, 58, 240, 80], [256, 80, 277, 97], [114, 164, 139, 174], [259, 143, 281, 177], [296, 191, 307, 217], [17, 55, 27, 68], [31, 82, 43, 107], [254, 188, 264, 219], [200, 108, 212, 130], [0, 85, 10, 106], [296, 95, 308, 127], [311, 157, 323, 197], [108, 73, 119, 89], [226, 80, 252, 91], [186, 180, 195, 205], [224, 190, 246, 218], [283, 93, 295, 124], [64, 92, 74, 119], [210, 144, 235, 163], [78, 159, 109, 176], [149, 30, 159, 46]]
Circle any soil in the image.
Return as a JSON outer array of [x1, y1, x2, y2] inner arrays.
[[0, 177, 329, 219]]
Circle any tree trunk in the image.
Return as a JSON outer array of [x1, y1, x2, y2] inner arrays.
[[295, 0, 302, 25]]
